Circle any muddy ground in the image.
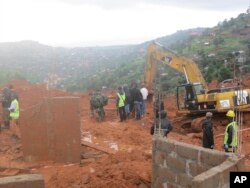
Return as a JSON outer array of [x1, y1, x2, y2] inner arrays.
[[0, 79, 249, 188]]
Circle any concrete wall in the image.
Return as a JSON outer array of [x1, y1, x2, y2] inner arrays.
[[152, 138, 245, 188], [0, 174, 44, 188], [19, 97, 81, 163]]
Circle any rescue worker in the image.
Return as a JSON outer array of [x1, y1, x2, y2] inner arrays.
[[150, 110, 172, 138], [116, 86, 126, 122], [123, 85, 132, 119], [1, 85, 14, 129], [202, 112, 214, 149], [8, 93, 20, 123], [90, 90, 108, 122], [224, 110, 238, 152], [7, 93, 20, 138]]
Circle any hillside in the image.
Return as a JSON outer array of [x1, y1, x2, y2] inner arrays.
[[0, 10, 249, 91]]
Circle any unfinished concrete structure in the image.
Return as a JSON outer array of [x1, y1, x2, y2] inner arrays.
[[19, 97, 81, 163], [152, 138, 245, 188], [0, 174, 44, 188]]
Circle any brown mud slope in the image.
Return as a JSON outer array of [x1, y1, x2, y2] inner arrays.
[[0, 80, 249, 188]]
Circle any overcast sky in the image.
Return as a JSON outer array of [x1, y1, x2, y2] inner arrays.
[[0, 0, 249, 47]]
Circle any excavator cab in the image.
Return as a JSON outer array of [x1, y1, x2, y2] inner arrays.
[[177, 83, 204, 111]]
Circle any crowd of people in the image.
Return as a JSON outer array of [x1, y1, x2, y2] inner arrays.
[[89, 82, 150, 122], [89, 82, 173, 138], [115, 82, 150, 122]]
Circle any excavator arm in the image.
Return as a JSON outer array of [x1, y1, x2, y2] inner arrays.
[[144, 41, 208, 92]]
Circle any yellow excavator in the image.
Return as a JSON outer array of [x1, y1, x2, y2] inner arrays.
[[144, 41, 250, 115]]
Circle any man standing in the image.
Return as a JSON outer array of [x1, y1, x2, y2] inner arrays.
[[1, 85, 13, 129], [202, 112, 214, 149], [224, 110, 238, 152], [130, 83, 142, 120], [90, 90, 108, 122], [123, 85, 132, 119], [116, 86, 126, 122], [9, 93, 20, 124], [140, 83, 148, 117]]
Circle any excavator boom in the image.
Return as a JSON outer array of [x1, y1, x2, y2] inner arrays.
[[144, 41, 207, 92]]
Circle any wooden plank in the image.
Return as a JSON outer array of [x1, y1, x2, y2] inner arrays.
[[81, 141, 116, 154]]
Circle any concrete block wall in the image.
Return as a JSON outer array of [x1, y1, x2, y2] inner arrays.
[[0, 174, 44, 188], [20, 97, 81, 163], [152, 138, 245, 188]]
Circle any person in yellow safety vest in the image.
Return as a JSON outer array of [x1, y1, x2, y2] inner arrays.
[[8, 93, 20, 122], [224, 110, 237, 152], [116, 86, 126, 122]]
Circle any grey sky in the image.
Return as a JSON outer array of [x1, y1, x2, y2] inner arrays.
[[57, 0, 250, 11], [0, 0, 249, 47]]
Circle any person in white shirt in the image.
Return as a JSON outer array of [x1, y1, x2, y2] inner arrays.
[[140, 83, 148, 116]]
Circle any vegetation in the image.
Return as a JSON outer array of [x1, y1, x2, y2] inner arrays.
[[0, 9, 249, 92]]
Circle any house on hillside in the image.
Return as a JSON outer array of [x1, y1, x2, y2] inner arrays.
[[189, 31, 200, 37]]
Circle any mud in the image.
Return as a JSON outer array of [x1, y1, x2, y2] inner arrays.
[[0, 79, 249, 188]]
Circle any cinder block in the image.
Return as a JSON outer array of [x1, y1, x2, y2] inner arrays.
[[228, 155, 245, 171], [192, 167, 221, 188], [153, 180, 164, 188], [166, 155, 186, 173], [0, 174, 44, 188], [189, 162, 210, 177], [152, 164, 160, 183], [175, 142, 199, 161], [176, 173, 193, 187], [156, 138, 176, 153], [215, 157, 243, 186], [153, 176, 166, 188], [20, 97, 81, 163], [154, 150, 167, 166], [158, 167, 177, 183], [199, 149, 227, 166], [165, 182, 183, 188]]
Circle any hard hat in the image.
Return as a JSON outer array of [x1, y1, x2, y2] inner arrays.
[[206, 112, 213, 117], [226, 110, 235, 117]]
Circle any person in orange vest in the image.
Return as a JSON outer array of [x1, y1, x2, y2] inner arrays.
[[224, 110, 238, 152]]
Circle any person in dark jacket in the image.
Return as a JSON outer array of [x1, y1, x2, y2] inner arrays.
[[1, 85, 14, 129], [130, 83, 142, 120], [123, 85, 132, 119], [202, 112, 214, 149], [150, 110, 172, 137]]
